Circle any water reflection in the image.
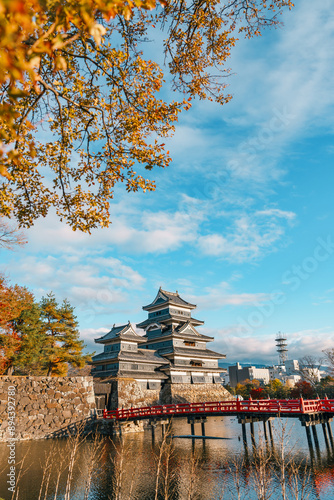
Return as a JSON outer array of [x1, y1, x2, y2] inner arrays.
[[1, 417, 334, 499]]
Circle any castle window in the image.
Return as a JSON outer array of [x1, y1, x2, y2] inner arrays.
[[190, 360, 202, 367], [184, 341, 195, 347]]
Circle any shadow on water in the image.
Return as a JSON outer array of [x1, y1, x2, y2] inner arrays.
[[1, 417, 334, 499]]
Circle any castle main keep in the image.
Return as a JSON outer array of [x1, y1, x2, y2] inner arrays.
[[91, 288, 231, 407]]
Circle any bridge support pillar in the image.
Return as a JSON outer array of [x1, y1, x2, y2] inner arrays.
[[250, 420, 256, 448], [305, 426, 314, 454], [152, 423, 157, 442], [322, 423, 330, 451], [267, 419, 274, 445], [311, 425, 320, 451], [242, 423, 247, 447], [149, 420, 157, 442], [190, 421, 195, 436], [263, 420, 268, 442], [327, 421, 334, 450], [187, 416, 207, 437]]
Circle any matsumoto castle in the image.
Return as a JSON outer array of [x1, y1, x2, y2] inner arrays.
[[91, 288, 226, 388]]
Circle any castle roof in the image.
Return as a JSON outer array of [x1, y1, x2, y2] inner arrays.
[[142, 322, 213, 342], [142, 287, 197, 311], [95, 322, 146, 344], [137, 314, 204, 329], [92, 348, 169, 365], [158, 346, 226, 359]]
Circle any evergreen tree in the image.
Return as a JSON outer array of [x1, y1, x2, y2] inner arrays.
[[14, 303, 48, 375], [40, 293, 92, 376]]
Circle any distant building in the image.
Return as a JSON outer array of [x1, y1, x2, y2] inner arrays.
[[229, 359, 303, 388], [91, 287, 226, 389], [228, 363, 270, 387], [284, 359, 299, 375]]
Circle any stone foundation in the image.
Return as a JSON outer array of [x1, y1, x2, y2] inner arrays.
[[97, 378, 232, 410], [0, 376, 232, 441], [0, 376, 96, 442], [161, 382, 233, 404], [106, 378, 161, 409]]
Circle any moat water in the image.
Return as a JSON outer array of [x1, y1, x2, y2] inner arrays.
[[1, 417, 334, 500]]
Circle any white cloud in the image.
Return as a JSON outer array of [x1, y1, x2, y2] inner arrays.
[[188, 281, 272, 310], [210, 327, 334, 365], [197, 209, 296, 261], [23, 201, 204, 256], [7, 253, 145, 318]]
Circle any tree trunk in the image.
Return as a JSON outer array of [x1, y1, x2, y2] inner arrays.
[[6, 365, 14, 375]]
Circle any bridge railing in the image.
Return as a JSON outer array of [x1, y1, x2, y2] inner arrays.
[[102, 398, 334, 421]]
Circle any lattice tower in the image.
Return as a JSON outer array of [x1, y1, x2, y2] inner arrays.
[[275, 332, 288, 365]]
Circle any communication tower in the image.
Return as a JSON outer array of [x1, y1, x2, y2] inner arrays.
[[275, 332, 288, 365]]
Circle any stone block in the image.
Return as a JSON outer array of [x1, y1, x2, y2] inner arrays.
[[19, 396, 31, 407], [46, 403, 59, 409]]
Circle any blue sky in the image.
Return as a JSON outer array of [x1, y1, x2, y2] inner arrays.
[[1, 0, 334, 366]]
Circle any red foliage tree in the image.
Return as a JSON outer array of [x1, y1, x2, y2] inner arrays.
[[0, 274, 34, 374], [250, 387, 267, 400], [290, 380, 315, 399]]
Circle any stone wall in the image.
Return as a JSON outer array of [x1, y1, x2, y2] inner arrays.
[[0, 376, 233, 441], [161, 382, 234, 404], [0, 376, 96, 442], [106, 378, 161, 409], [99, 378, 232, 410]]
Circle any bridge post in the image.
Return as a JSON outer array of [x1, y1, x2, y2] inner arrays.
[[187, 416, 196, 436], [242, 423, 247, 447], [311, 425, 320, 451], [201, 420, 206, 437], [267, 419, 274, 446], [322, 423, 330, 451], [263, 420, 268, 442], [250, 420, 256, 448], [149, 420, 157, 442], [191, 421, 195, 436], [327, 421, 334, 450], [305, 425, 314, 454]]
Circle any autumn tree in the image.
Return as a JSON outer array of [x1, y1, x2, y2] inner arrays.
[[0, 274, 34, 374], [0, 277, 91, 375], [0, 0, 294, 231], [40, 293, 92, 375], [290, 380, 314, 399]]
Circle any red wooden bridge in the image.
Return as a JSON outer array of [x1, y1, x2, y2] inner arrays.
[[103, 398, 334, 422]]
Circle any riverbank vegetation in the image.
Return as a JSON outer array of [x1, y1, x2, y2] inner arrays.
[[2, 422, 320, 500], [225, 375, 334, 401]]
